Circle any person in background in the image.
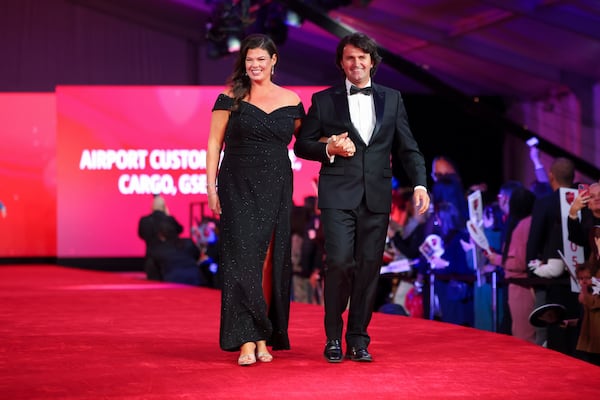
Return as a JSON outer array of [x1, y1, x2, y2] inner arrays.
[[153, 218, 204, 286], [528, 144, 552, 198], [431, 156, 459, 184], [138, 195, 183, 281], [568, 182, 600, 260], [192, 218, 220, 288], [0, 200, 6, 218], [527, 157, 579, 353], [292, 196, 324, 305], [484, 187, 537, 342], [294, 32, 429, 363], [574, 261, 600, 366], [425, 201, 473, 326], [206, 34, 304, 366]]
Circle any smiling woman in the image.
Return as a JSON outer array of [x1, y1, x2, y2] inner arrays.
[[204, 33, 305, 366]]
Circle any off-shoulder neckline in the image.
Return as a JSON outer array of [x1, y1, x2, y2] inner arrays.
[[218, 93, 302, 115]]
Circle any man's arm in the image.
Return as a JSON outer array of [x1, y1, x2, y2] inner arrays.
[[294, 94, 330, 163], [391, 91, 429, 213], [392, 92, 427, 189]]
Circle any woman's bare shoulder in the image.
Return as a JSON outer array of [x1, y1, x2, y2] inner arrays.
[[276, 86, 301, 105]]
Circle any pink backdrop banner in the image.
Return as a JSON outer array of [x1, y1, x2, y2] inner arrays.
[[0, 93, 57, 257], [56, 86, 324, 257]]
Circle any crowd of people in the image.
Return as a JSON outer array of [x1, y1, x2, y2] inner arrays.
[[136, 31, 599, 368], [377, 155, 600, 366]]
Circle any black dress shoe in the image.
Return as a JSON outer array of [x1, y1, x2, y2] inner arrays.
[[346, 347, 372, 362], [323, 339, 343, 363]]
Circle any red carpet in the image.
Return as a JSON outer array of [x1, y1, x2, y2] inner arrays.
[[1, 265, 598, 399]]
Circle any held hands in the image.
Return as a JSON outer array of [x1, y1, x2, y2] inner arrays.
[[326, 133, 356, 158]]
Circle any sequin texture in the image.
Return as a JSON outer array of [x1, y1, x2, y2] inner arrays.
[[213, 94, 305, 351]]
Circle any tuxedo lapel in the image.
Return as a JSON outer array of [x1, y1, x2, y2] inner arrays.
[[370, 86, 385, 142], [333, 86, 353, 131], [332, 85, 368, 145]]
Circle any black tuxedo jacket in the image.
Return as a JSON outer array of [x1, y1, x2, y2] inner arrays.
[[526, 190, 565, 263], [294, 83, 427, 213]]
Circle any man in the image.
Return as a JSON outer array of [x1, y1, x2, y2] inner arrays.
[[138, 195, 183, 281], [294, 33, 429, 363], [567, 182, 600, 260], [526, 157, 579, 353]]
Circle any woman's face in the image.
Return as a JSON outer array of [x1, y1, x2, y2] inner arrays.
[[245, 48, 276, 83]]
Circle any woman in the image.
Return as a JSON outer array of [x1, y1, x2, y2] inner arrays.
[[424, 201, 473, 326], [485, 187, 537, 342], [206, 34, 304, 366], [574, 260, 600, 366]]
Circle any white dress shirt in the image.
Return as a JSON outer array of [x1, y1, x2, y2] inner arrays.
[[346, 79, 375, 145]]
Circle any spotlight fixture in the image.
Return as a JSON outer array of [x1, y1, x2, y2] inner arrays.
[[205, 0, 366, 58], [205, 0, 296, 58], [205, 1, 247, 58]]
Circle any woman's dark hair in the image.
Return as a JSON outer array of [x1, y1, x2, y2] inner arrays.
[[335, 32, 382, 78], [433, 201, 464, 238], [502, 187, 536, 262], [227, 33, 278, 109], [431, 175, 469, 220]]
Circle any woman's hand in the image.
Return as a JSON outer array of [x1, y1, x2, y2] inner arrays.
[[208, 192, 222, 215], [483, 249, 502, 266]]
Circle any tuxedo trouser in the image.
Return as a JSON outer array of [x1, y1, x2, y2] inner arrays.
[[321, 202, 389, 349]]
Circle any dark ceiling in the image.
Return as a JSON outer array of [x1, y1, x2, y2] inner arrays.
[[75, 0, 600, 101], [69, 0, 600, 177], [315, 0, 600, 100]]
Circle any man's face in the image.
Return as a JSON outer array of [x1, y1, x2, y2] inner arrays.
[[588, 183, 600, 213], [340, 44, 373, 87], [577, 270, 592, 286]]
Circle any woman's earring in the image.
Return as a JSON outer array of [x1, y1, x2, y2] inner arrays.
[[271, 66, 274, 76]]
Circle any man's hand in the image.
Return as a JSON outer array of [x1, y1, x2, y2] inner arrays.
[[413, 187, 430, 215]]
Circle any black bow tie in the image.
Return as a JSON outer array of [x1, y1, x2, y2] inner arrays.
[[349, 85, 372, 96]]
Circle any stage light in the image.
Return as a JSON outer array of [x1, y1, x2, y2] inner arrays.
[[205, 0, 368, 58], [205, 0, 292, 58], [227, 36, 241, 52], [285, 10, 303, 27], [205, 1, 247, 58]]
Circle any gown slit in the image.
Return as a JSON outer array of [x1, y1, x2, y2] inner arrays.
[[262, 234, 275, 311]]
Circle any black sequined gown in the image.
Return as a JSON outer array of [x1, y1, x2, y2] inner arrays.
[[213, 94, 305, 351]]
